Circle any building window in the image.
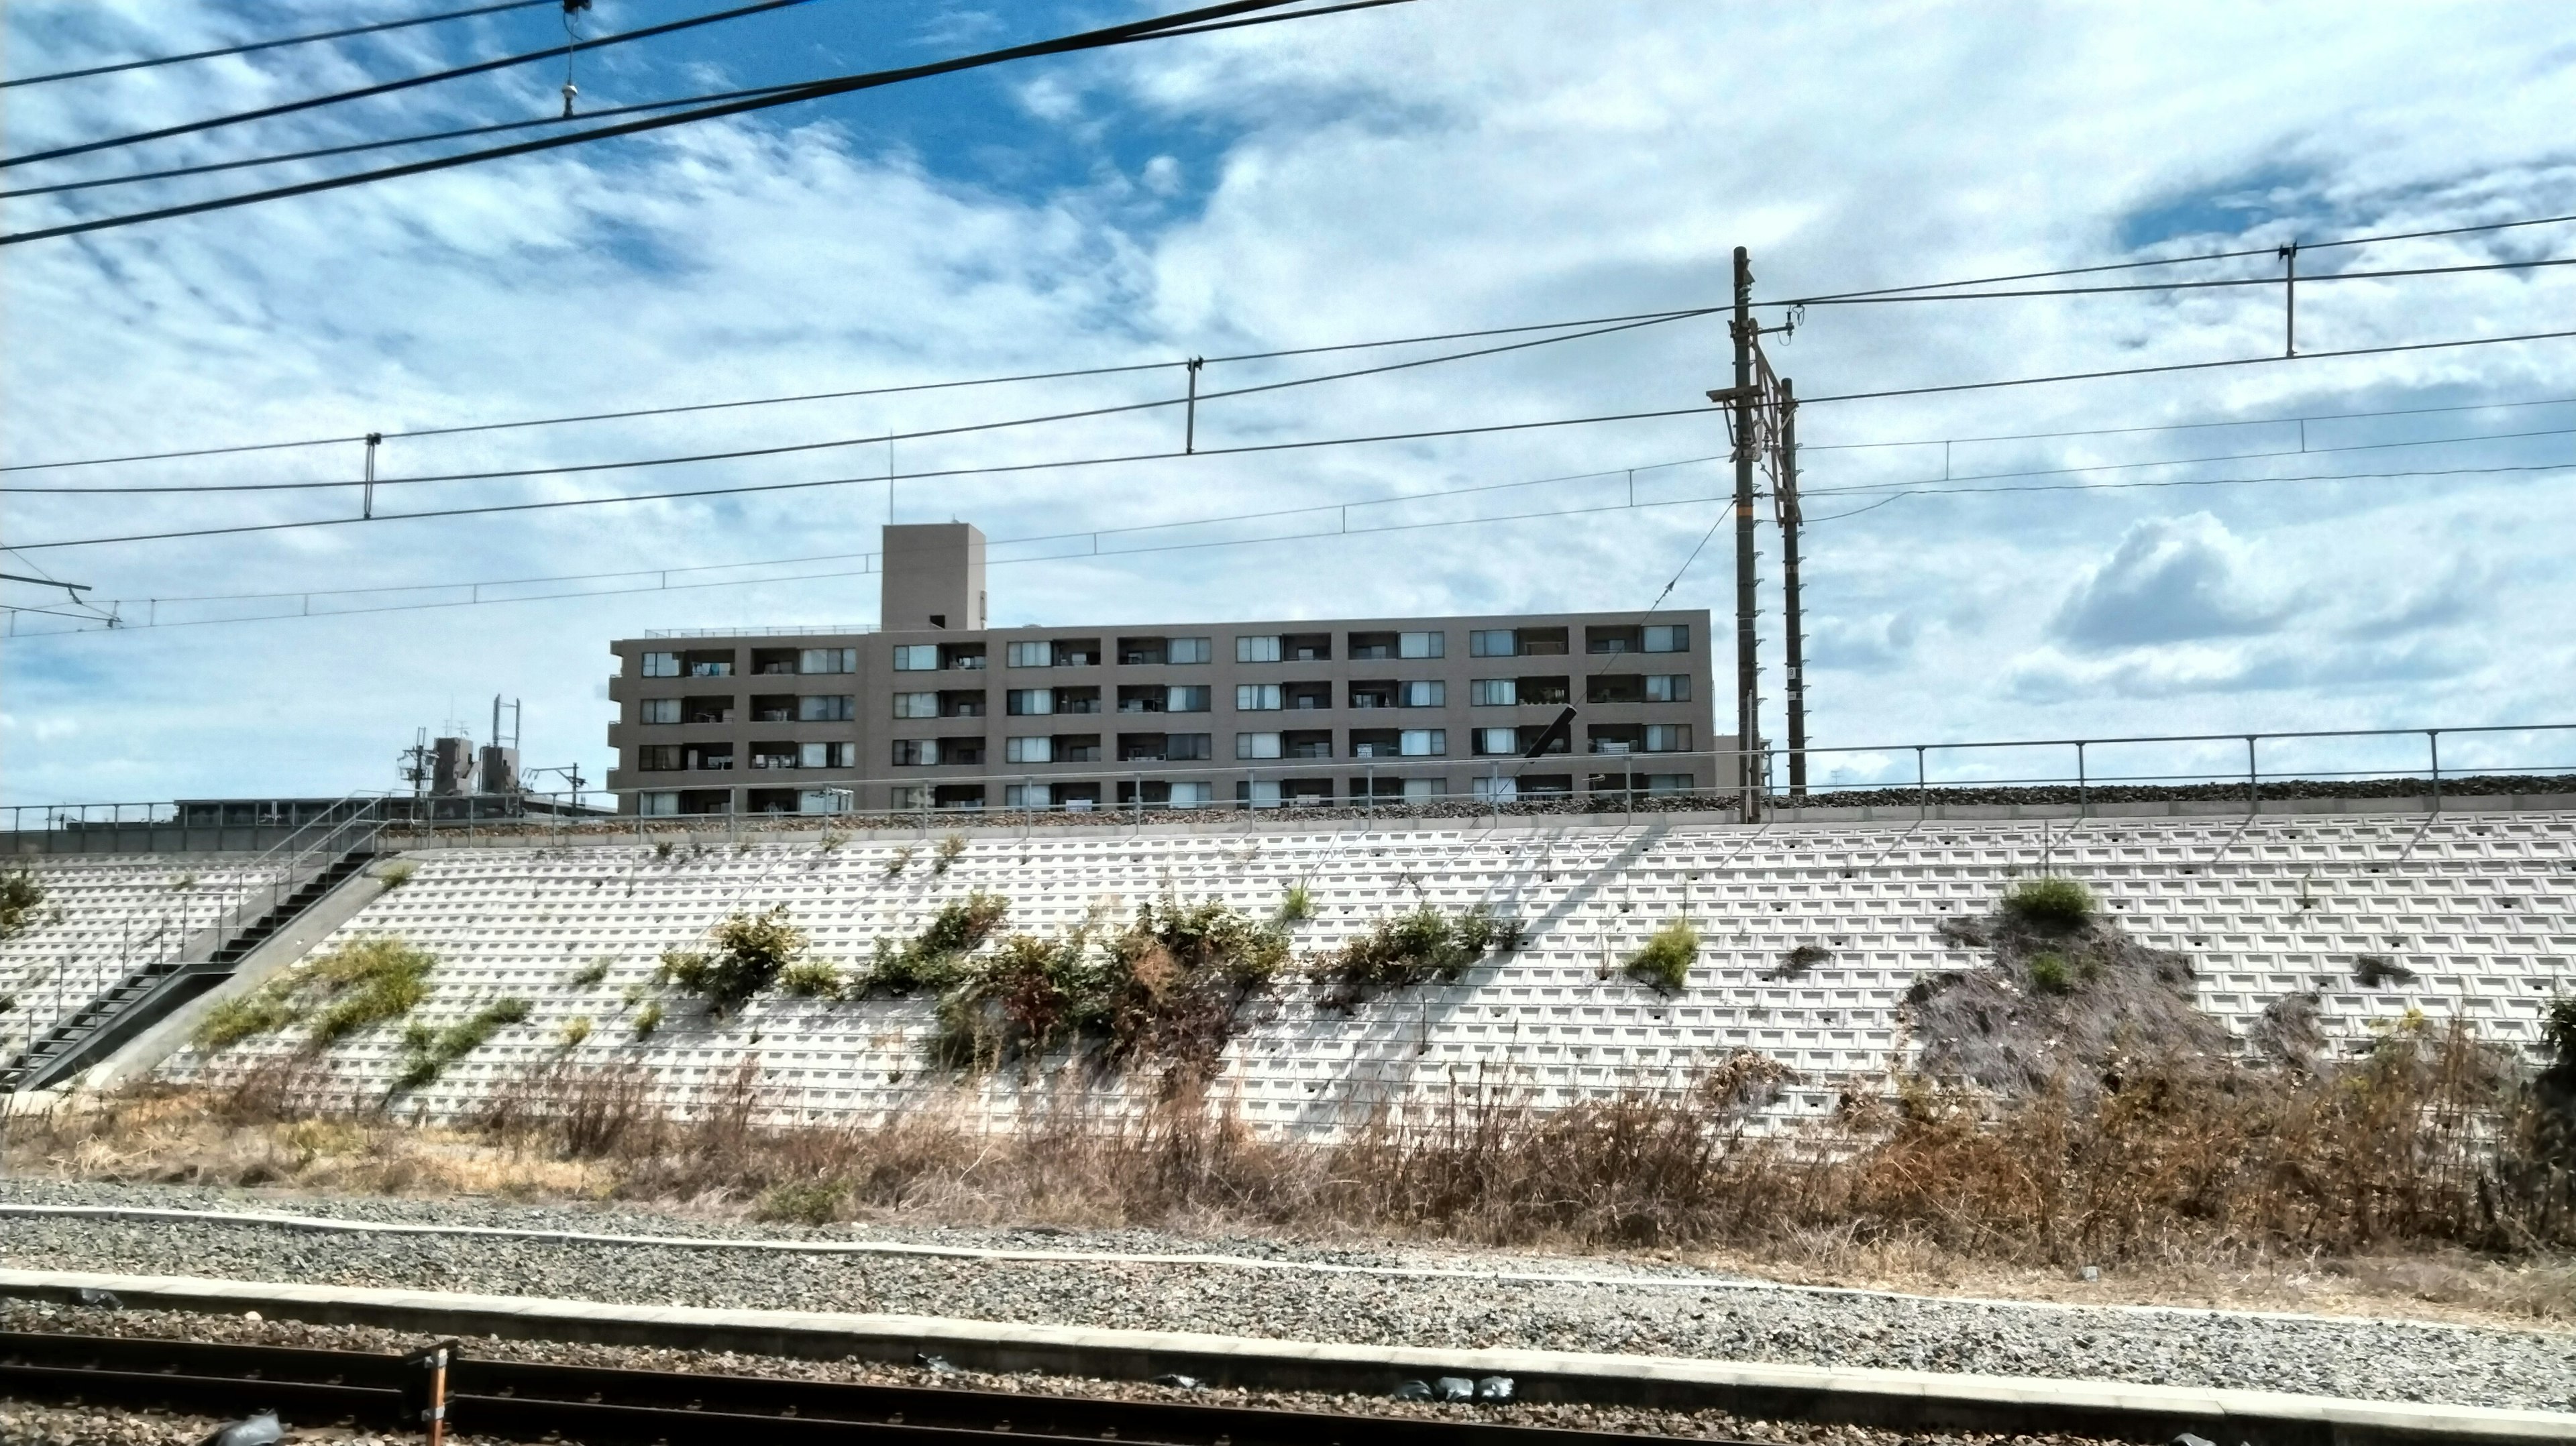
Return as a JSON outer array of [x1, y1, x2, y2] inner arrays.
[[1646, 773, 1694, 795], [890, 785, 930, 810], [1646, 673, 1690, 702], [1006, 736, 1053, 764], [1468, 629, 1516, 658], [799, 789, 851, 814], [1117, 685, 1165, 714], [751, 743, 798, 770], [640, 698, 680, 724], [1403, 778, 1446, 801], [1236, 732, 1283, 759], [1349, 730, 1398, 759], [686, 651, 733, 677], [1170, 781, 1214, 807], [1238, 779, 1282, 809], [1400, 729, 1446, 757], [941, 643, 987, 670], [1055, 734, 1102, 762], [1006, 688, 1055, 716], [1236, 683, 1282, 711], [641, 651, 682, 677], [1235, 634, 1281, 663], [1006, 641, 1051, 668], [1004, 783, 1053, 808], [1646, 724, 1692, 753], [798, 647, 856, 674], [892, 739, 939, 767], [1399, 630, 1444, 659], [798, 742, 853, 769], [1397, 680, 1446, 708], [1167, 685, 1210, 712], [893, 644, 938, 671], [800, 694, 855, 722], [1169, 732, 1212, 761], [686, 745, 734, 771], [894, 691, 937, 718], [639, 790, 681, 815], [638, 745, 684, 772], [1474, 728, 1519, 756], [1472, 775, 1517, 800], [1644, 624, 1690, 653], [1469, 679, 1516, 708], [1169, 636, 1212, 664], [1118, 636, 1169, 665]]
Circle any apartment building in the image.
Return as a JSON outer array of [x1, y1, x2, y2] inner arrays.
[[605, 524, 1722, 815]]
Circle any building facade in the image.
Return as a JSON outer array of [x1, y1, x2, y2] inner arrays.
[[605, 524, 1723, 815]]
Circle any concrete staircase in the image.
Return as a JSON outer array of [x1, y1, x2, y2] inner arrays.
[[1, 848, 376, 1093]]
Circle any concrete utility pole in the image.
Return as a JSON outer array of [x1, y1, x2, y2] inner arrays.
[[1729, 246, 1760, 816], [1777, 377, 1807, 797]]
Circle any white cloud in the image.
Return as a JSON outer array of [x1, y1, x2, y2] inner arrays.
[[3, 1, 2574, 804]]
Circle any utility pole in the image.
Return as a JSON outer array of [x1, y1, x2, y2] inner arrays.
[[1729, 246, 1761, 819], [1776, 378, 1807, 797]]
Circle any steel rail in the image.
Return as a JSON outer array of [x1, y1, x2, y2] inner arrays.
[[0, 1331, 1758, 1446]]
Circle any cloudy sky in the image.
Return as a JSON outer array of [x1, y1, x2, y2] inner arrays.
[[3, 0, 2572, 807]]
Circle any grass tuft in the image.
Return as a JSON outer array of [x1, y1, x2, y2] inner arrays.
[[392, 997, 531, 1094], [2001, 876, 2095, 930], [1627, 919, 1699, 993], [779, 960, 845, 999], [0, 872, 48, 941], [933, 832, 968, 875], [2027, 950, 2074, 994], [1317, 905, 1521, 1008], [374, 860, 417, 891]]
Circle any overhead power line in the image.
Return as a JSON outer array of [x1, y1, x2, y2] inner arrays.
[[10, 202, 2573, 475], [1, 0, 816, 169], [1785, 256, 2575, 305], [0, 82, 815, 201], [1772, 211, 2576, 304], [0, 305, 1715, 475], [1, 0, 552, 89], [0, 0, 1409, 245], [15, 453, 2570, 639], [16, 317, 2576, 553], [1799, 392, 2576, 454], [0, 308, 1703, 496]]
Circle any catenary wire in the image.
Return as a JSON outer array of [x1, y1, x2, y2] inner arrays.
[[1769, 211, 2576, 305], [10, 321, 2572, 545], [0, 307, 1713, 474], [0, 309, 1708, 496], [23, 458, 2563, 638], [2, 1, 553, 89], [0, 0, 1397, 243], [7, 202, 2573, 471], [1781, 255, 2575, 304], [1799, 392, 2576, 453], [0, 0, 816, 169], [0, 82, 816, 201]]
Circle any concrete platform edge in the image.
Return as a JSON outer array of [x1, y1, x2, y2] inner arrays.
[[2, 1270, 2567, 1445]]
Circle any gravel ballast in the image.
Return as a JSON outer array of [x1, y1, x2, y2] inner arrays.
[[2, 1182, 2571, 1414]]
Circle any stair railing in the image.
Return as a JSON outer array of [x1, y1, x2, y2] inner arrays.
[[157, 791, 391, 971], [1, 793, 391, 1087]]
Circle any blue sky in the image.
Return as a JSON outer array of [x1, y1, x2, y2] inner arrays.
[[3, 0, 2574, 804]]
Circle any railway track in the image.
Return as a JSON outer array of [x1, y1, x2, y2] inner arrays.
[[0, 1331, 1749, 1446]]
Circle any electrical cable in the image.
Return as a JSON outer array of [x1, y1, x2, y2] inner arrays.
[[0, 0, 1403, 244], [1, 1, 552, 89], [5, 401, 1723, 550], [1, 0, 816, 170], [1799, 392, 2576, 453], [11, 323, 2572, 544], [0, 81, 815, 201], [0, 307, 1705, 496], [1769, 211, 2576, 306], [0, 306, 1709, 474], [10, 201, 2573, 474], [1794, 325, 2576, 406], [14, 455, 2571, 638], [1782, 255, 2575, 304]]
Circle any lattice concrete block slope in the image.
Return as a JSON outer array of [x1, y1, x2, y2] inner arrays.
[[148, 812, 2576, 1135], [2, 855, 293, 1060]]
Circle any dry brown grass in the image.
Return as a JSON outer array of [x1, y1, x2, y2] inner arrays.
[[7, 1017, 2571, 1325]]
